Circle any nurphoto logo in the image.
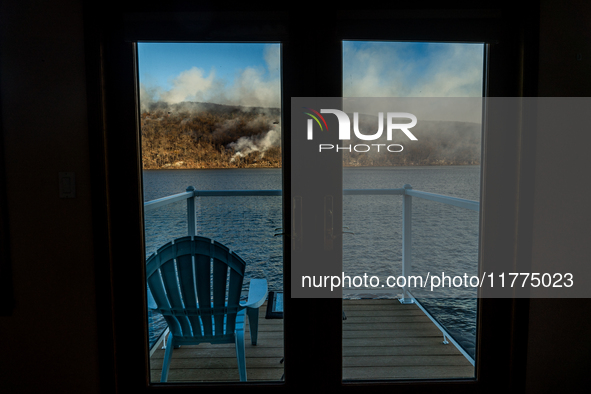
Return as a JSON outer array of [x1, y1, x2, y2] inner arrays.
[[304, 107, 418, 153]]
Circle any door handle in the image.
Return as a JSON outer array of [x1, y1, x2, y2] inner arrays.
[[325, 196, 355, 250], [292, 196, 302, 251], [324, 195, 334, 250]]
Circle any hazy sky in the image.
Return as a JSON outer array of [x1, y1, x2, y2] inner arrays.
[[137, 41, 484, 109], [343, 41, 484, 98]]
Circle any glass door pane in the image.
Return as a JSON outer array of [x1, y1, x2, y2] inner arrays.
[[341, 41, 484, 381], [137, 43, 284, 383]]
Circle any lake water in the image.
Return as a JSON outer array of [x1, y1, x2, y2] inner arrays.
[[143, 166, 480, 358]]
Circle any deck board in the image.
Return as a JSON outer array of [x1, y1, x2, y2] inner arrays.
[[149, 299, 474, 382]]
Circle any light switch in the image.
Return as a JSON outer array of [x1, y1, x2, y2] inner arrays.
[[59, 172, 76, 198]]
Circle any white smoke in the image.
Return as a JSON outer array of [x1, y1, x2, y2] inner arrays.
[[212, 67, 280, 108], [228, 125, 281, 162], [159, 67, 217, 104]]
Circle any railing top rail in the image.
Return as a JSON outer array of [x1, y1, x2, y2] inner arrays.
[[193, 189, 281, 197], [343, 188, 405, 195], [143, 187, 479, 211], [144, 191, 194, 212], [406, 189, 479, 211], [194, 188, 407, 196]]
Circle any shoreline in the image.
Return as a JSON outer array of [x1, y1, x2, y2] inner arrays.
[[142, 162, 480, 170]]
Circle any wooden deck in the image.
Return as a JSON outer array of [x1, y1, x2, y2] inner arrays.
[[150, 299, 474, 382], [342, 299, 473, 380], [150, 301, 284, 382]]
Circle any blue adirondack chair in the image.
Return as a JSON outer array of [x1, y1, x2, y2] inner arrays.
[[146, 236, 268, 382]]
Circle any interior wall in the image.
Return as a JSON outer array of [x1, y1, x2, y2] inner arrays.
[[0, 0, 589, 392], [526, 1, 591, 392], [0, 1, 100, 392]]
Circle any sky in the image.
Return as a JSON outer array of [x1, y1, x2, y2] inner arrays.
[[137, 41, 484, 110], [138, 42, 281, 109], [343, 41, 484, 98]]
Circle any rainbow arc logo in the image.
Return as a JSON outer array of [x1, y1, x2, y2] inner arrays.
[[303, 107, 329, 132]]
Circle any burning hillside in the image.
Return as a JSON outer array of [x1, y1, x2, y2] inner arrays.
[[140, 102, 481, 170], [140, 102, 282, 169]]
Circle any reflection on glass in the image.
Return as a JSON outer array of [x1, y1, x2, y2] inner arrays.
[[342, 41, 484, 381], [137, 43, 283, 383]]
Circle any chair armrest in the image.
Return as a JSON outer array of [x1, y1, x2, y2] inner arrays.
[[147, 287, 158, 310], [241, 278, 268, 309]]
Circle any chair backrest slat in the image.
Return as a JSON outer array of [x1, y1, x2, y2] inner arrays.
[[212, 259, 228, 336], [147, 267, 184, 337], [194, 254, 213, 336], [176, 254, 202, 338], [159, 259, 192, 337], [226, 267, 244, 334]]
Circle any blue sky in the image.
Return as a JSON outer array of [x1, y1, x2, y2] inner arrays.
[[138, 42, 281, 109], [343, 41, 484, 97], [138, 43, 279, 91], [137, 41, 484, 110]]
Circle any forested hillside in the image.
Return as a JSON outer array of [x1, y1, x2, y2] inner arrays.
[[140, 102, 481, 169], [140, 102, 281, 169]]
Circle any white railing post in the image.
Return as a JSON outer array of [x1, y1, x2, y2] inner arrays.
[[186, 186, 196, 237], [400, 184, 414, 304]]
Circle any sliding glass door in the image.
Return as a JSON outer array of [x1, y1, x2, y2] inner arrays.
[[136, 42, 284, 383], [340, 41, 485, 381]]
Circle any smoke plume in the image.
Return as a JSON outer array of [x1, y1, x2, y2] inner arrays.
[[228, 124, 281, 162]]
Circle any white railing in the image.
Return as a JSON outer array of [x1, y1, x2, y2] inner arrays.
[[144, 185, 479, 365]]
